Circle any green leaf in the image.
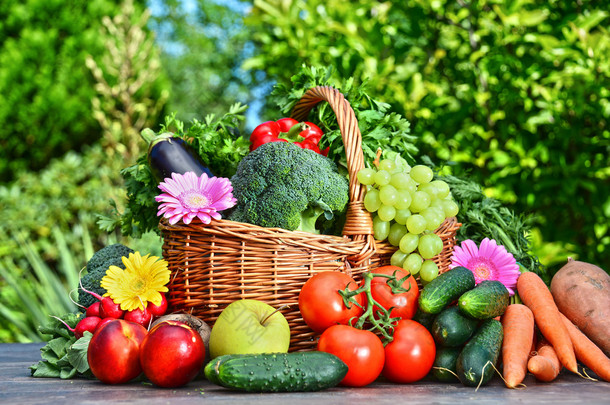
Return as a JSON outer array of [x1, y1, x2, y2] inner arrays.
[[40, 346, 61, 363], [518, 9, 550, 26], [56, 353, 72, 369], [60, 367, 78, 380], [68, 332, 92, 374], [577, 10, 609, 32], [47, 336, 72, 358], [30, 361, 61, 378]]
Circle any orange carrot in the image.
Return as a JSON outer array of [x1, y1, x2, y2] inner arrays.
[[530, 331, 538, 358], [528, 341, 562, 382], [517, 272, 578, 374], [501, 304, 535, 388], [560, 312, 610, 382]]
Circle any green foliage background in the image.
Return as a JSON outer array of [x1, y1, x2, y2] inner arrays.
[[244, 0, 610, 270], [0, 0, 165, 182]]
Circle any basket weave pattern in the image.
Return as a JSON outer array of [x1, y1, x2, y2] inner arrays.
[[160, 86, 461, 351]]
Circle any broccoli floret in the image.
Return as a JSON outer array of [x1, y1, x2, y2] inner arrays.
[[228, 142, 349, 234], [77, 243, 134, 310]]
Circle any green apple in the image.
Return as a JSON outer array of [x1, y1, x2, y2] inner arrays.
[[209, 299, 291, 358]]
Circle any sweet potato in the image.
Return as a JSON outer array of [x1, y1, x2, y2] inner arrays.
[[550, 258, 610, 357]]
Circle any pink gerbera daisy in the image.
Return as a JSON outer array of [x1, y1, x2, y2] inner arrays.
[[449, 238, 520, 295], [155, 171, 237, 225]]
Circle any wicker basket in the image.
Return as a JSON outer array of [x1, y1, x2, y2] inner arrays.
[[160, 86, 461, 351]]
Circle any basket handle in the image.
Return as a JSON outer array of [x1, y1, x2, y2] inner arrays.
[[291, 86, 377, 266]]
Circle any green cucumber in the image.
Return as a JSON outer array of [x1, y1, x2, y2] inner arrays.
[[458, 280, 509, 319], [412, 308, 436, 331], [431, 306, 479, 347], [204, 351, 348, 392], [456, 319, 503, 387], [418, 266, 476, 314], [432, 347, 461, 383]]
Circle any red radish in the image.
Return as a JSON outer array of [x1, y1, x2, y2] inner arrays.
[[124, 307, 152, 326], [78, 278, 124, 319], [52, 315, 102, 339], [147, 294, 168, 318], [86, 302, 101, 318], [99, 297, 124, 319]]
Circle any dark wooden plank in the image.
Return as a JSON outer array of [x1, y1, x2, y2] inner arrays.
[[2, 343, 609, 405]]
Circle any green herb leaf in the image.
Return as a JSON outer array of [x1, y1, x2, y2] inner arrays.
[[30, 360, 61, 378], [59, 367, 78, 380], [105, 107, 250, 238], [46, 336, 72, 358], [68, 332, 92, 374], [31, 312, 86, 379]]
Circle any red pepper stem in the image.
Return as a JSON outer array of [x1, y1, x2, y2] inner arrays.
[[278, 122, 308, 143]]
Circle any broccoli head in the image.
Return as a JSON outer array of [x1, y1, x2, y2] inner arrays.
[[228, 142, 349, 234], [77, 243, 134, 310]]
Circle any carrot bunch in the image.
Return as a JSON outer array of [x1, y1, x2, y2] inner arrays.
[[500, 271, 610, 388]]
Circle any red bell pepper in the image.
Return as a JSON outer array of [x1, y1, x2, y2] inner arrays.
[[249, 118, 329, 156]]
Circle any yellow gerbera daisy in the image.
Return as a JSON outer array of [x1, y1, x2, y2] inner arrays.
[[101, 251, 171, 311]]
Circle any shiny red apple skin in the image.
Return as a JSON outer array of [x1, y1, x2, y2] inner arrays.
[[87, 319, 147, 384], [140, 320, 206, 388]]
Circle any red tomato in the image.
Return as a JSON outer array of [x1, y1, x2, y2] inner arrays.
[[298, 271, 364, 334], [368, 265, 419, 320], [318, 324, 385, 387], [382, 319, 436, 383]]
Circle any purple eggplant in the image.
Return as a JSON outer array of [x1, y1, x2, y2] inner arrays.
[[141, 129, 213, 182]]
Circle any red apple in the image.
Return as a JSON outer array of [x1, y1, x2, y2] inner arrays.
[[87, 319, 147, 384], [140, 320, 205, 388]]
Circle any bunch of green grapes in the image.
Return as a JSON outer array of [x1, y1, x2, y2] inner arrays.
[[357, 159, 459, 284]]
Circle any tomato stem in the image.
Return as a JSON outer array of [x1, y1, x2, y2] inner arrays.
[[339, 271, 407, 344]]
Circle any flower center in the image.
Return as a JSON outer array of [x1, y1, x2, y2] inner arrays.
[[180, 191, 210, 209], [467, 257, 497, 283], [133, 279, 145, 291]]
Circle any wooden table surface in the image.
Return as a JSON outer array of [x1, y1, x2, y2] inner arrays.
[[2, 343, 609, 405]]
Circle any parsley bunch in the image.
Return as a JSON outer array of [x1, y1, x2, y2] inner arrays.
[[98, 105, 250, 238]]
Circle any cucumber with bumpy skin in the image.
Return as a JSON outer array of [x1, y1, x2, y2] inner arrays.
[[456, 319, 503, 387], [431, 306, 479, 347], [458, 280, 509, 319], [432, 346, 461, 383], [419, 266, 476, 314], [204, 351, 348, 392]]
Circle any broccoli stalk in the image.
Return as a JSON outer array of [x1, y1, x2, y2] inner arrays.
[[228, 142, 349, 234], [298, 204, 331, 234]]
